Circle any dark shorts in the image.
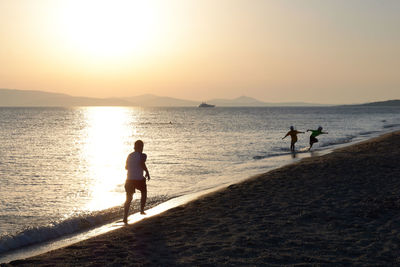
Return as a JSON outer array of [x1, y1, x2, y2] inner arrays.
[[310, 136, 318, 143], [125, 179, 147, 195]]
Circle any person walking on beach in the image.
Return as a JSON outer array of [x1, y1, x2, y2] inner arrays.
[[123, 140, 151, 224], [307, 126, 328, 151], [282, 126, 304, 152]]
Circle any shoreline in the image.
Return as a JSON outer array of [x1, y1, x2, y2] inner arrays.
[[0, 130, 337, 262], [3, 131, 400, 265]]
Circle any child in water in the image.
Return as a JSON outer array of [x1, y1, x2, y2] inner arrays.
[[282, 126, 304, 152], [307, 126, 328, 151]]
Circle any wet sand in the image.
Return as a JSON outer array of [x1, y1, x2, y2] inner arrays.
[[4, 131, 400, 266]]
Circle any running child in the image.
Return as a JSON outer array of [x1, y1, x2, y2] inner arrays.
[[282, 126, 304, 152], [307, 126, 328, 151]]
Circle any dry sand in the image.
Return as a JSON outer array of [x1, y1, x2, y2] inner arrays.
[[3, 131, 400, 266]]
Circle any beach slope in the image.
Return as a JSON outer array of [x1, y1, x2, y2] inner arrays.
[[5, 131, 400, 266]]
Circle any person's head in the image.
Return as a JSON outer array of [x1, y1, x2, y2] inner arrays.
[[318, 126, 323, 131], [290, 126, 294, 131], [134, 140, 144, 152]]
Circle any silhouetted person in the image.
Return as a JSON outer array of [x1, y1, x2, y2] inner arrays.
[[123, 140, 150, 224], [282, 126, 304, 152], [307, 126, 328, 151]]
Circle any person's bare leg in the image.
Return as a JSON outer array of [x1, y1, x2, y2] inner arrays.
[[123, 193, 133, 224], [140, 190, 147, 215]]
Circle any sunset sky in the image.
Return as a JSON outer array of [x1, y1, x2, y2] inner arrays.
[[0, 0, 399, 104]]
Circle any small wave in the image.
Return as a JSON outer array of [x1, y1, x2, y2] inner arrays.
[[319, 136, 354, 148], [275, 147, 292, 152], [0, 195, 170, 254], [253, 149, 314, 160], [253, 151, 295, 160], [139, 122, 176, 126], [383, 123, 400, 129], [358, 131, 378, 136]]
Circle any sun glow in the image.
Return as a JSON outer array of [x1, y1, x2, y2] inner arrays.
[[81, 107, 136, 211], [57, 0, 160, 60]]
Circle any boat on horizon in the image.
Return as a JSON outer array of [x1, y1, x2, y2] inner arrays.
[[198, 102, 215, 108]]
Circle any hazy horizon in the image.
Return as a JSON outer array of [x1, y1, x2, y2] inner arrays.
[[1, 87, 328, 105], [1, 0, 399, 104], [3, 87, 399, 106]]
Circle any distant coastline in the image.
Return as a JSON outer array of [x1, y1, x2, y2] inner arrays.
[[336, 100, 400, 108], [357, 100, 400, 107], [0, 88, 398, 107]]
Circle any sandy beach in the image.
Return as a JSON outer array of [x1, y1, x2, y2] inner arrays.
[[3, 131, 400, 266]]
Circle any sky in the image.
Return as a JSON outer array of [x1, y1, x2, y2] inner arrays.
[[0, 0, 399, 104]]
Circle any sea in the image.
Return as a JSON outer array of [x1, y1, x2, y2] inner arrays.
[[1, 106, 400, 259]]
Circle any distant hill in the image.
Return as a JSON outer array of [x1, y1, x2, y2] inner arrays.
[[0, 88, 327, 107], [336, 99, 400, 107], [358, 100, 400, 107], [124, 94, 198, 107], [0, 88, 131, 106], [208, 96, 326, 107], [207, 96, 265, 106]]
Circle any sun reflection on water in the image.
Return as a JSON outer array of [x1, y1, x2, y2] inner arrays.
[[80, 107, 136, 211]]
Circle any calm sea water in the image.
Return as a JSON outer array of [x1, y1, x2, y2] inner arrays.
[[1, 106, 400, 254]]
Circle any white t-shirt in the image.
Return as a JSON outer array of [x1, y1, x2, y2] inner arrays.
[[126, 152, 147, 180]]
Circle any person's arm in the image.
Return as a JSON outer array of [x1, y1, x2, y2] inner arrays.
[[297, 131, 305, 134], [282, 132, 289, 139], [125, 156, 129, 170], [141, 154, 150, 180], [322, 131, 328, 134], [142, 162, 150, 181]]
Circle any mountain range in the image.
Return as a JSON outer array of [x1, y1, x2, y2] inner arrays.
[[0, 88, 325, 107], [0, 88, 398, 107]]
